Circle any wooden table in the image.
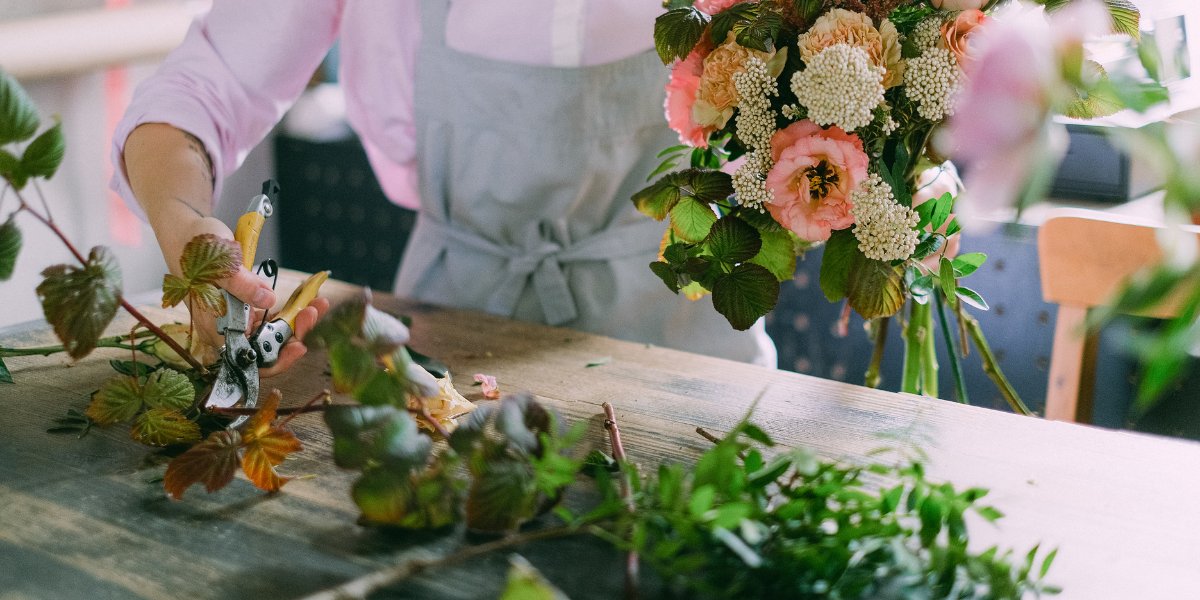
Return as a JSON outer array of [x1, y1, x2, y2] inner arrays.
[[2, 274, 1199, 599]]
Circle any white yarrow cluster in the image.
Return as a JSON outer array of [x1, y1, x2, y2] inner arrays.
[[733, 58, 778, 154], [911, 17, 942, 51], [903, 47, 962, 121], [790, 44, 885, 132], [733, 155, 774, 212], [731, 57, 779, 211], [851, 174, 920, 262]]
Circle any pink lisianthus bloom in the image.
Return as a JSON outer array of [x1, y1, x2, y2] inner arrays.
[[664, 45, 712, 147], [694, 0, 748, 15], [938, 0, 1108, 227], [765, 121, 869, 242]]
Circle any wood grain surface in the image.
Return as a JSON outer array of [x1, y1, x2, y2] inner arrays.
[[1, 272, 1198, 599]]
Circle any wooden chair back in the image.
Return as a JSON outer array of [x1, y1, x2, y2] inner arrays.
[[1037, 208, 1198, 422]]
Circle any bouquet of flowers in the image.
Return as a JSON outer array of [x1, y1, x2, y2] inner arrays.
[[636, 0, 1145, 407]]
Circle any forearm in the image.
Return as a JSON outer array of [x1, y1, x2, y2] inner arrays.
[[123, 123, 224, 274]]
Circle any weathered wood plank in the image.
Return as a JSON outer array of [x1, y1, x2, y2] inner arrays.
[[2, 272, 1199, 599]]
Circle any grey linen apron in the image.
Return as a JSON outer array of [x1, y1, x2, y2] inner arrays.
[[393, 0, 776, 367]]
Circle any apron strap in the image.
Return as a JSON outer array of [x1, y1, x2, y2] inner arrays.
[[401, 216, 665, 326]]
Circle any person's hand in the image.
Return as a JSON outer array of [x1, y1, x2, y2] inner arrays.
[[254, 295, 330, 378]]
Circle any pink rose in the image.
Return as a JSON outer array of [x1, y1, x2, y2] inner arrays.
[[694, 0, 748, 15], [941, 9, 987, 64], [664, 46, 712, 147], [932, 0, 986, 10], [764, 121, 869, 242]]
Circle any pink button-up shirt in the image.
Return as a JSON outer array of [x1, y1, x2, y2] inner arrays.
[[111, 0, 660, 212]]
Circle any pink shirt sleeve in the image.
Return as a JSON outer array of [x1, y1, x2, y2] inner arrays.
[[110, 0, 345, 215]]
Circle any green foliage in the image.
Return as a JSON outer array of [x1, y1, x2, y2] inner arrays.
[[36, 246, 122, 359], [85, 368, 194, 426], [20, 120, 65, 180], [846, 253, 906, 320], [499, 555, 569, 600], [598, 422, 1060, 599], [710, 3, 782, 52], [161, 234, 242, 315], [819, 229, 857, 302], [0, 71, 38, 146], [1102, 0, 1140, 39], [670, 197, 718, 243], [0, 357, 11, 384], [306, 292, 414, 403], [46, 407, 94, 437], [132, 407, 201, 446], [0, 214, 21, 281], [632, 169, 734, 222], [749, 228, 798, 282], [712, 263, 779, 331], [654, 7, 709, 64]]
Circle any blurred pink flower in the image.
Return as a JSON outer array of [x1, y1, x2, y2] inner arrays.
[[765, 121, 869, 242], [939, 1, 1108, 226], [694, 0, 748, 15], [664, 46, 712, 147]]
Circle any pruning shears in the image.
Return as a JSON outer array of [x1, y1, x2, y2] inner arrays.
[[207, 180, 329, 427]]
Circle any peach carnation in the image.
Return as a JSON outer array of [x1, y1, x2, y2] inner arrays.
[[665, 46, 712, 147], [941, 9, 988, 64], [693, 39, 773, 130], [765, 121, 869, 242], [799, 9, 904, 88]]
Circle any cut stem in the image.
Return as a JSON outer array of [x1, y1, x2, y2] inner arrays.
[[300, 526, 584, 600], [901, 302, 927, 394], [960, 307, 1034, 416], [0, 333, 153, 357], [864, 317, 889, 389], [13, 188, 208, 375], [933, 291, 968, 404], [920, 304, 938, 399], [602, 402, 639, 600]]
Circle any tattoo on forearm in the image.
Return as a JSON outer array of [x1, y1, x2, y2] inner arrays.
[[173, 196, 207, 218], [181, 130, 215, 189]]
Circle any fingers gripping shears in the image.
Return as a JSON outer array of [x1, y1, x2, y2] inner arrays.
[[207, 180, 329, 427]]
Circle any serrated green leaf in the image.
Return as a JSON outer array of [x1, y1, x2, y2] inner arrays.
[[160, 274, 190, 308], [654, 7, 709, 64], [686, 170, 734, 203], [956, 286, 989, 311], [709, 3, 756, 46], [179, 233, 240, 284], [20, 120, 64, 180], [36, 246, 121, 359], [141, 368, 194, 410], [0, 149, 21, 188], [650, 261, 681, 293], [467, 457, 539, 533], [706, 215, 761, 265], [131, 407, 200, 446], [819, 229, 857, 302], [846, 255, 905, 320], [0, 71, 39, 145], [734, 9, 782, 53], [1063, 62, 1124, 119], [712, 263, 779, 330], [0, 215, 21, 281], [1104, 0, 1139, 39], [86, 375, 143, 424], [632, 177, 683, 221], [749, 228, 797, 282], [950, 252, 986, 277], [671, 197, 718, 243]]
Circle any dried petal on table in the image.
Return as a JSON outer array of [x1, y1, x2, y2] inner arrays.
[[473, 372, 500, 399]]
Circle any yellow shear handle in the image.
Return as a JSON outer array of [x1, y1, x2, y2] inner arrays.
[[234, 211, 266, 270], [277, 271, 330, 330]]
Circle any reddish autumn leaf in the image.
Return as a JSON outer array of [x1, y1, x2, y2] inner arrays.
[[163, 429, 242, 499], [241, 389, 303, 493]]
